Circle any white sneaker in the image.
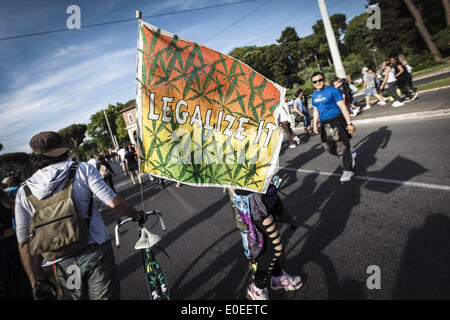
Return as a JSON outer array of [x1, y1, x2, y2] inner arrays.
[[392, 101, 404, 108], [289, 144, 296, 149], [363, 105, 371, 110], [294, 136, 300, 144], [352, 152, 357, 169], [246, 282, 269, 300], [379, 100, 387, 105], [340, 170, 354, 182], [352, 109, 359, 117]]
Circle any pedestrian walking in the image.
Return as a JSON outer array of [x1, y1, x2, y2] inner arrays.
[[380, 60, 405, 108], [116, 146, 128, 175], [148, 174, 166, 190], [311, 72, 357, 182], [15, 131, 145, 300], [333, 78, 359, 117], [293, 89, 312, 134], [97, 154, 116, 193], [87, 155, 97, 169], [370, 68, 383, 95], [274, 96, 300, 148], [124, 145, 142, 185], [362, 66, 387, 109], [4, 175, 21, 198], [390, 57, 418, 101], [1, 188, 33, 300], [401, 59, 414, 91], [228, 186, 302, 300], [342, 78, 360, 112]]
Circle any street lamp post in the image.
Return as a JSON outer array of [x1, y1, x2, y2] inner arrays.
[[317, 0, 346, 78]]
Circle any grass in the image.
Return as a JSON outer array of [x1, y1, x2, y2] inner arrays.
[[412, 62, 450, 77], [415, 77, 450, 91]]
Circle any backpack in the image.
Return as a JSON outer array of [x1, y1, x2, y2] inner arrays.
[[23, 162, 93, 261]]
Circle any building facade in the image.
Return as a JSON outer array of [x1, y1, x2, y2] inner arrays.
[[120, 103, 137, 145]]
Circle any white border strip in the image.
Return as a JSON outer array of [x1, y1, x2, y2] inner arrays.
[[281, 167, 450, 191]]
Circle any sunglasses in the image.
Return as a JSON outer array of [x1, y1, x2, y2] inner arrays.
[[312, 78, 324, 84]]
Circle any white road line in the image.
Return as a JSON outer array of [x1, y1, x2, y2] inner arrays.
[[280, 167, 450, 191], [166, 185, 197, 214]]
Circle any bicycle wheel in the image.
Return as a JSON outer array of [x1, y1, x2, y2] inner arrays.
[[141, 248, 170, 300]]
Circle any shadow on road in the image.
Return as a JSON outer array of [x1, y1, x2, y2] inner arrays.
[[393, 213, 450, 299], [116, 195, 230, 285], [279, 125, 430, 299]]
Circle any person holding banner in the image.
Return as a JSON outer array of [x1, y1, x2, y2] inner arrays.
[[229, 187, 302, 300], [311, 72, 357, 183], [274, 96, 300, 149]]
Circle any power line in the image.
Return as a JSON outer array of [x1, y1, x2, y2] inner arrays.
[[0, 0, 258, 41], [205, 0, 273, 42]]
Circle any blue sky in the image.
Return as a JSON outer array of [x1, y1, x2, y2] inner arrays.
[[0, 0, 369, 154]]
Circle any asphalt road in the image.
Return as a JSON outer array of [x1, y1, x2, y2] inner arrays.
[[100, 109, 450, 300]]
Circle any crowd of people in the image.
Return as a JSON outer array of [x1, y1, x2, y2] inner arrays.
[[0, 54, 424, 301], [276, 56, 420, 167]]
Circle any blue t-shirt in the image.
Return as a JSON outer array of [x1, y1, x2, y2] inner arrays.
[[311, 86, 343, 121]]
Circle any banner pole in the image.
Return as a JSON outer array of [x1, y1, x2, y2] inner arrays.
[[136, 9, 146, 212]]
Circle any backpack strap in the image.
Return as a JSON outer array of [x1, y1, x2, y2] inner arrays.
[[68, 161, 93, 227], [23, 162, 80, 210], [22, 181, 32, 197], [86, 192, 93, 229], [62, 162, 79, 189]]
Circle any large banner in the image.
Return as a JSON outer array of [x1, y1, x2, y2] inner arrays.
[[136, 20, 285, 193]]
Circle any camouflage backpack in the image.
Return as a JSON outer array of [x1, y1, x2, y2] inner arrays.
[[23, 162, 93, 261]]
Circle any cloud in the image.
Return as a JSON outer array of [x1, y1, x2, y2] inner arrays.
[[0, 44, 136, 153]]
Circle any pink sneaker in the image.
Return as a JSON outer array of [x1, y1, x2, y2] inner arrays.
[[271, 270, 303, 291]]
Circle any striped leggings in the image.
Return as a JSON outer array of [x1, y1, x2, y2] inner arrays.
[[253, 214, 283, 289]]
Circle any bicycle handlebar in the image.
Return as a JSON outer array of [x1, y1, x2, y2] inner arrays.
[[114, 210, 166, 248]]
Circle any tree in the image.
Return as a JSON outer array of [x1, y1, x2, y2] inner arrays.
[[87, 104, 122, 151], [367, 0, 447, 58], [276, 27, 303, 87], [443, 0, 450, 26], [310, 13, 348, 66], [0, 152, 33, 181], [403, 0, 444, 62], [78, 140, 99, 161], [58, 124, 87, 160], [230, 45, 280, 81], [115, 113, 128, 144]]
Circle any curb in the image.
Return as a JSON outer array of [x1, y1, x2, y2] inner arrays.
[[291, 86, 450, 130], [292, 108, 450, 132]]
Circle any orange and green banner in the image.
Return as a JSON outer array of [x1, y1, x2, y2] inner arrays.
[[135, 21, 285, 193]]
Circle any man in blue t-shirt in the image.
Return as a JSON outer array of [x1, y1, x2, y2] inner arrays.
[[311, 72, 357, 182]]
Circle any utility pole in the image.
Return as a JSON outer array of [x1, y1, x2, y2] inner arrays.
[[103, 110, 118, 150], [317, 0, 346, 78]]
